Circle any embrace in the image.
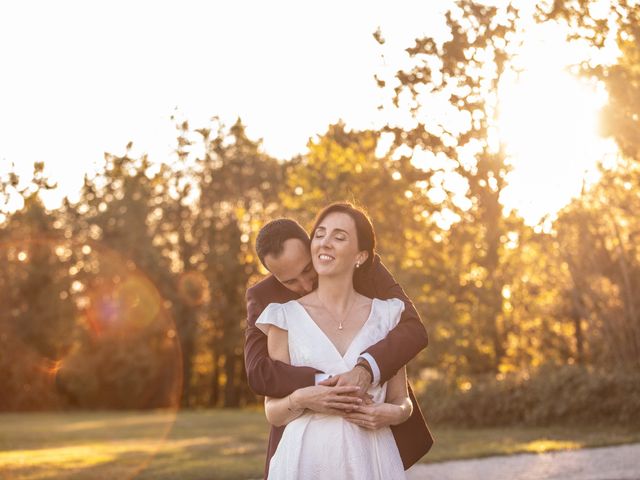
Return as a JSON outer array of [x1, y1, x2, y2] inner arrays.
[[244, 202, 433, 479]]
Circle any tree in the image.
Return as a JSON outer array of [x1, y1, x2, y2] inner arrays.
[[537, 0, 640, 368], [555, 159, 640, 369], [538, 0, 640, 160], [193, 118, 284, 407], [380, 1, 525, 372], [59, 149, 182, 409], [0, 163, 76, 410], [283, 122, 437, 272]]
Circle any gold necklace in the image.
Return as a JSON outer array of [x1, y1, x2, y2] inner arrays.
[[318, 293, 358, 330]]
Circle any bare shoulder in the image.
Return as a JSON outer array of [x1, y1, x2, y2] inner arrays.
[[356, 293, 373, 308], [296, 293, 324, 321]]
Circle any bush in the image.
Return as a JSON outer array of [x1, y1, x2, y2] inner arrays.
[[0, 334, 65, 411], [0, 319, 182, 411], [56, 329, 182, 410], [417, 364, 640, 427]]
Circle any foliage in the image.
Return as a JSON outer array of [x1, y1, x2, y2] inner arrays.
[[1, 0, 640, 421], [419, 364, 640, 427], [282, 122, 440, 283], [555, 158, 640, 368], [537, 0, 640, 160], [379, 0, 528, 373], [0, 165, 75, 410]]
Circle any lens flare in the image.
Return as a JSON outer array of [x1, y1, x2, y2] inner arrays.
[[0, 236, 183, 480]]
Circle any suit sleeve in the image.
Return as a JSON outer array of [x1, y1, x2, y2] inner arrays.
[[244, 287, 317, 398], [362, 258, 428, 384]]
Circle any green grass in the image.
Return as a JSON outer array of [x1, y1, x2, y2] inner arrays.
[[1, 410, 639, 479], [424, 425, 640, 463]]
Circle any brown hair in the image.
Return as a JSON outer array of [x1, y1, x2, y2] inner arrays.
[[310, 202, 376, 270], [256, 218, 310, 268]]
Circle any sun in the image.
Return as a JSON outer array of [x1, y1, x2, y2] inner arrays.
[[497, 23, 616, 226]]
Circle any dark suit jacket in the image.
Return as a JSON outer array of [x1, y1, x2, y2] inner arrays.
[[244, 255, 434, 478]]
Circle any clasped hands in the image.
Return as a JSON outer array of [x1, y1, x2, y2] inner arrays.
[[289, 366, 396, 430]]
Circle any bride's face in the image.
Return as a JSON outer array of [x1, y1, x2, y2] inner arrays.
[[311, 212, 367, 278]]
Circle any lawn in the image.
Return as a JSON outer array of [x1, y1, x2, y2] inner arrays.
[[1, 410, 639, 480]]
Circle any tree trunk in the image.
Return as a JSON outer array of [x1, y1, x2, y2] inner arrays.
[[177, 308, 196, 407], [483, 187, 505, 371], [210, 347, 220, 407], [223, 352, 240, 407]]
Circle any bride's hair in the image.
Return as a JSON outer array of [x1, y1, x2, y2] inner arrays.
[[310, 202, 376, 270]]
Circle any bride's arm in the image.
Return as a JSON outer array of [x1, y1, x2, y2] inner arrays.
[[384, 366, 413, 423], [343, 366, 413, 429], [263, 326, 305, 426], [264, 326, 362, 427]]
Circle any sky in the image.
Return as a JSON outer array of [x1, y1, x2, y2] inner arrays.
[[0, 0, 617, 224]]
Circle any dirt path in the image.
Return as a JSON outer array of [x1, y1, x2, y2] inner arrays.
[[406, 443, 640, 480]]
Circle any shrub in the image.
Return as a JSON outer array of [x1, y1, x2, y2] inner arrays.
[[417, 364, 640, 427]]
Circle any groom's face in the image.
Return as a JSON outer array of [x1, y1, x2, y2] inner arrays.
[[264, 238, 317, 296]]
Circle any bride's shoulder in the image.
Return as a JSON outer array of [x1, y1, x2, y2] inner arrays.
[[295, 293, 319, 314], [371, 297, 405, 312], [356, 293, 373, 307]]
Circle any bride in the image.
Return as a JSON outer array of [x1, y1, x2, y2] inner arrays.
[[256, 203, 412, 479]]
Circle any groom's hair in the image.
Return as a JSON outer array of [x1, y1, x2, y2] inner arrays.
[[256, 218, 310, 268]]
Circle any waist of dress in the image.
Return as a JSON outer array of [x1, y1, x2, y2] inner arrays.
[[293, 410, 388, 428]]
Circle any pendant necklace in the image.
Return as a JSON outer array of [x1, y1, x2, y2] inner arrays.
[[321, 294, 358, 331]]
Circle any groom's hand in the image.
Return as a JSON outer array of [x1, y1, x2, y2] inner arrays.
[[319, 365, 372, 401], [294, 385, 362, 415]]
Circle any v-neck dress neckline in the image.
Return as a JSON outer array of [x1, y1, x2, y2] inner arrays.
[[292, 298, 377, 360]]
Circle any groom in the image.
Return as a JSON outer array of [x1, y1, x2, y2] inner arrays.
[[244, 217, 433, 477]]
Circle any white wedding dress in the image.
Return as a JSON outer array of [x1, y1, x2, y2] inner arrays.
[[256, 297, 407, 480]]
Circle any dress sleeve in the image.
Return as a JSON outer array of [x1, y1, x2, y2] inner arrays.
[[385, 298, 405, 331], [255, 302, 288, 335]]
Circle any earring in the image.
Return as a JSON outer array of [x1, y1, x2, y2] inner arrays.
[[355, 262, 360, 268]]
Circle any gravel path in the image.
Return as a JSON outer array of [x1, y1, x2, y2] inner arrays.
[[406, 443, 640, 480]]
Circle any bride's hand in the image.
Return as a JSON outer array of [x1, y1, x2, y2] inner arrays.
[[343, 403, 406, 429], [292, 385, 362, 415]]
